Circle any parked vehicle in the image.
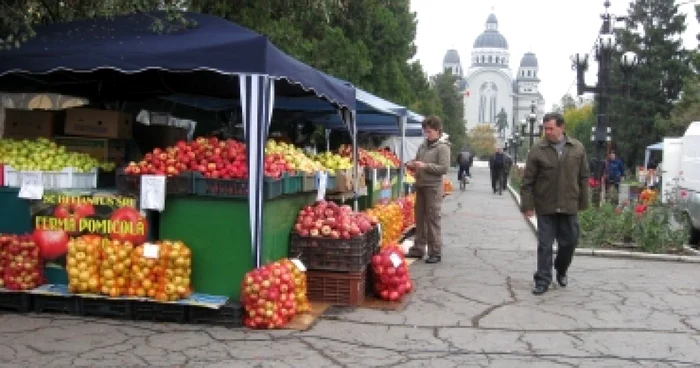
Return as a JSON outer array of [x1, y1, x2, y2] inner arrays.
[[674, 122, 700, 245]]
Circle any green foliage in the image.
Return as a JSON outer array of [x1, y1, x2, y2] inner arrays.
[[467, 124, 496, 158], [609, 0, 692, 168], [578, 202, 688, 253], [431, 71, 465, 160]]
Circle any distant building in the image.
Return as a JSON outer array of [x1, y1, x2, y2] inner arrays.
[[442, 13, 545, 145]]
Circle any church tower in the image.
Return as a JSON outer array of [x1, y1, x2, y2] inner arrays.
[[442, 49, 463, 77]]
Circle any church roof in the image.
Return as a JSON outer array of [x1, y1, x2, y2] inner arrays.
[[443, 49, 461, 64], [520, 52, 538, 67], [473, 14, 508, 49]]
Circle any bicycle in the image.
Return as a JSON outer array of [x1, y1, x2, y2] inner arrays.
[[460, 174, 469, 191]]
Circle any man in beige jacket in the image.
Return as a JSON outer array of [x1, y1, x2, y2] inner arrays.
[[406, 116, 450, 264]]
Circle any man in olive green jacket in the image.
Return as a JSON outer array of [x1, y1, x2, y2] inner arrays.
[[520, 113, 590, 295], [407, 116, 450, 264]]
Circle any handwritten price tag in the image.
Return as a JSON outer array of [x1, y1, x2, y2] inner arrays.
[[140, 175, 166, 211], [143, 243, 160, 259], [316, 172, 328, 201], [389, 252, 402, 268], [291, 259, 307, 272], [18, 172, 44, 200]]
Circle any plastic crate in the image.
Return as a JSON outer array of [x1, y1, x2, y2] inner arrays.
[[193, 173, 248, 198], [80, 298, 134, 319], [326, 175, 337, 191], [301, 174, 317, 192], [3, 165, 97, 189], [116, 168, 193, 195], [0, 291, 33, 313], [306, 268, 367, 306], [133, 301, 188, 323], [289, 225, 378, 272], [188, 301, 242, 327], [282, 173, 303, 195], [33, 294, 81, 315], [263, 177, 283, 200]]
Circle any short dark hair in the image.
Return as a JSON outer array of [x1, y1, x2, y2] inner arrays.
[[542, 112, 565, 127], [422, 115, 442, 131]]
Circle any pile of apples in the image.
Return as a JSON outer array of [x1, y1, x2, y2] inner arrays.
[[337, 145, 382, 169], [124, 137, 302, 180], [377, 149, 400, 167], [128, 240, 192, 302], [294, 200, 376, 239], [365, 201, 404, 248], [0, 234, 44, 290], [241, 260, 299, 329], [396, 195, 416, 231], [67, 235, 102, 294], [265, 140, 324, 175], [0, 138, 115, 173], [371, 244, 413, 302], [100, 239, 134, 297], [281, 258, 311, 313], [311, 152, 352, 174], [366, 150, 397, 168]]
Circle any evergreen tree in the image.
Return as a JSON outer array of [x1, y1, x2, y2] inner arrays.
[[431, 71, 466, 160], [608, 0, 692, 168]]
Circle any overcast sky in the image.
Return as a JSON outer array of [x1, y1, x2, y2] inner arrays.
[[410, 0, 700, 111]]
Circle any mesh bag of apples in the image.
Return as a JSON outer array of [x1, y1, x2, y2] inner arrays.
[[371, 244, 413, 302], [0, 234, 44, 291], [128, 240, 193, 302], [241, 258, 310, 329]]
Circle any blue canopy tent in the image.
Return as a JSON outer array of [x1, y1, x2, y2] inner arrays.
[[0, 12, 358, 268]]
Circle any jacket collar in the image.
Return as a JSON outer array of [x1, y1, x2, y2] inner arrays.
[[538, 135, 571, 148]]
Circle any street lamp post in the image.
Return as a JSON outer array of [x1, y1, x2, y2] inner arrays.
[[571, 0, 638, 207], [520, 101, 540, 150]]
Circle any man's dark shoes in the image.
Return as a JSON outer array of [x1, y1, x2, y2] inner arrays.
[[425, 256, 441, 264], [556, 273, 568, 287], [532, 284, 548, 295]]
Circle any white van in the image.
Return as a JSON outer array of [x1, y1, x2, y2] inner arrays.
[[675, 121, 700, 244]]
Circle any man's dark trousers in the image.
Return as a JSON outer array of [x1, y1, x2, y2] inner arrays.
[[490, 167, 504, 192], [534, 213, 579, 287]]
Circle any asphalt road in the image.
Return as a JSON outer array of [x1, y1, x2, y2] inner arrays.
[[1, 167, 699, 367]]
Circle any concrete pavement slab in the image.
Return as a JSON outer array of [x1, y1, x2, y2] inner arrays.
[[1, 167, 699, 367]]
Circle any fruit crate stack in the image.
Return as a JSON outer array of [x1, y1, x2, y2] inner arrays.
[[3, 165, 98, 189], [289, 202, 380, 306]]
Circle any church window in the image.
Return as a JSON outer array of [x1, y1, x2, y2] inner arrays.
[[478, 82, 498, 123], [527, 70, 531, 77], [488, 56, 492, 63]]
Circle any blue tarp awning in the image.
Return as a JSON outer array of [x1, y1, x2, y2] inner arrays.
[[0, 12, 355, 109]]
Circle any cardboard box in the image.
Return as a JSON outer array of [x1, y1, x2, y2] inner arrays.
[[64, 108, 133, 139], [52, 136, 128, 165], [335, 168, 367, 193], [2, 108, 61, 139]]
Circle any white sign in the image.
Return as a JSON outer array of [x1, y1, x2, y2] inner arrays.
[[140, 175, 166, 211], [389, 252, 403, 268], [143, 242, 160, 259], [316, 171, 328, 201], [291, 259, 307, 272], [18, 172, 44, 200]]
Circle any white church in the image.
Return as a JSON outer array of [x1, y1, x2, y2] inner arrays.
[[442, 13, 545, 145]]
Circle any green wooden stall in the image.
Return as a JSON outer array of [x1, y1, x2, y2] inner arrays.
[[158, 193, 316, 301]]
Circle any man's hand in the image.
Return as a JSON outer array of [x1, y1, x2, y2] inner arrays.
[[523, 210, 535, 218]]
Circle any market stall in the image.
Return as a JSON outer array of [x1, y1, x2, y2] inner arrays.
[[0, 11, 424, 327]]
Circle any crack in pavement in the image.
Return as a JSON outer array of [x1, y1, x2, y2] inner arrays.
[[471, 276, 517, 328], [300, 338, 350, 368]]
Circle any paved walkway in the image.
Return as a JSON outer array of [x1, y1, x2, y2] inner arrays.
[[1, 167, 700, 367]]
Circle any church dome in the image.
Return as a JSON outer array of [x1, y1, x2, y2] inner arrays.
[[443, 49, 461, 64], [473, 14, 508, 49], [520, 52, 538, 67]]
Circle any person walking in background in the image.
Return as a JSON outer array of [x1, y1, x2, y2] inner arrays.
[[604, 151, 625, 191], [406, 116, 450, 264], [502, 151, 514, 191], [520, 113, 589, 295], [456, 148, 473, 183], [489, 147, 506, 194]]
